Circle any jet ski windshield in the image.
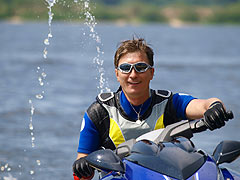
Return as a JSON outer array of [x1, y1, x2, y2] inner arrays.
[[125, 137, 206, 180]]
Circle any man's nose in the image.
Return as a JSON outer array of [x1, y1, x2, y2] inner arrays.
[[129, 67, 138, 78]]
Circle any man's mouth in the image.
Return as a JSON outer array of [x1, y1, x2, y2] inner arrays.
[[128, 81, 140, 85]]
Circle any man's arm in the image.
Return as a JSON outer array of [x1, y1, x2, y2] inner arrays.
[[186, 98, 232, 131], [77, 152, 88, 159], [185, 98, 224, 120], [73, 111, 100, 180]]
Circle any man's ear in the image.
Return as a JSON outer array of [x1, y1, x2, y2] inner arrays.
[[115, 69, 120, 82], [150, 67, 154, 80]]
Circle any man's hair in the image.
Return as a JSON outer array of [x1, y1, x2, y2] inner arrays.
[[114, 38, 154, 68]]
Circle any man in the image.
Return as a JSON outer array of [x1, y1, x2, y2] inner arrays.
[[72, 38, 230, 180]]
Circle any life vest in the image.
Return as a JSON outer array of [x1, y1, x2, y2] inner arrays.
[[87, 89, 179, 150]]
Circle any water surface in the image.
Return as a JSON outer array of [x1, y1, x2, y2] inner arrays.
[[0, 22, 239, 179]]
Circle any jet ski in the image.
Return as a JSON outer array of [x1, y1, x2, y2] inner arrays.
[[86, 111, 240, 180]]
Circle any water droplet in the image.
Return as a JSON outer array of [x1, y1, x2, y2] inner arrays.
[[48, 33, 52, 38], [43, 48, 48, 59], [29, 124, 34, 130], [84, 1, 89, 8], [1, 166, 4, 171], [3, 173, 17, 180], [38, 77, 44, 86], [30, 170, 34, 175], [36, 94, 43, 99], [74, 0, 78, 2], [44, 38, 49, 45], [7, 168, 11, 171], [29, 100, 35, 115], [96, 36, 101, 43], [36, 160, 41, 166], [48, 11, 54, 17], [41, 72, 47, 78], [96, 46, 100, 53], [46, 0, 57, 7]]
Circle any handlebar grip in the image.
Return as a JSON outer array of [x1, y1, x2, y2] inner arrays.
[[191, 110, 234, 133]]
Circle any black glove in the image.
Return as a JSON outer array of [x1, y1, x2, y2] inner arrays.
[[203, 101, 228, 131], [72, 157, 94, 179]]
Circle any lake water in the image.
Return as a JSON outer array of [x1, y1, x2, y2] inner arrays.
[[0, 22, 240, 179]]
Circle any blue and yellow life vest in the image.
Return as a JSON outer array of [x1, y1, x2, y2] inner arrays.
[[86, 89, 179, 150]]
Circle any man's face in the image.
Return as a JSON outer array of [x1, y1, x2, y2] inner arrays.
[[115, 51, 154, 102]]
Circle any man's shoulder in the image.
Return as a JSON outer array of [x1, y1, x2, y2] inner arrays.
[[86, 91, 118, 118], [87, 100, 109, 123]]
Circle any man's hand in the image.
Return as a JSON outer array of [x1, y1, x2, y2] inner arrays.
[[72, 157, 94, 179], [203, 101, 229, 131]]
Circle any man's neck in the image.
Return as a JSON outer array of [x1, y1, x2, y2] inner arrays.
[[123, 90, 151, 106]]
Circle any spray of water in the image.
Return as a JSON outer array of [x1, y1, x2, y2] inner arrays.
[[0, 163, 15, 180], [29, 0, 57, 146], [11, 1, 110, 179], [24, 1, 57, 179], [2, 174, 17, 180], [81, 0, 111, 93], [36, 0, 57, 100], [28, 99, 35, 148]]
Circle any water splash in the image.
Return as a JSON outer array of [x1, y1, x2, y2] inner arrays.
[[28, 99, 35, 148], [2, 174, 16, 180], [81, 0, 110, 93], [14, 1, 110, 180], [27, 98, 35, 166], [24, 1, 58, 179], [0, 163, 15, 180], [25, 99, 38, 179], [43, 0, 55, 61], [0, 164, 11, 172], [37, 1, 57, 100], [35, 67, 47, 100], [36, 160, 41, 166]]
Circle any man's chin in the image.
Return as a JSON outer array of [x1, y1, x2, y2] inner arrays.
[[126, 89, 141, 97]]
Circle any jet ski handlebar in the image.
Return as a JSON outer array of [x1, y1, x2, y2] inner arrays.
[[154, 110, 233, 144], [191, 110, 234, 133]]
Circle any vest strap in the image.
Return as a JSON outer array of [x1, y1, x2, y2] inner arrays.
[[156, 90, 171, 98], [98, 92, 114, 102]]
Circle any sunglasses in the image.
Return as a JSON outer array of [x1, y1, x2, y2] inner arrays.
[[117, 62, 153, 74]]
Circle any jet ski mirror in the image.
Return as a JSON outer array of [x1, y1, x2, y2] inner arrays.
[[213, 140, 240, 165], [85, 149, 125, 173]]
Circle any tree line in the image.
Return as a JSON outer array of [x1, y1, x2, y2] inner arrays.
[[0, 0, 240, 24]]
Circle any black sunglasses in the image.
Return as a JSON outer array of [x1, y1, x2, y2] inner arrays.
[[117, 62, 153, 74]]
